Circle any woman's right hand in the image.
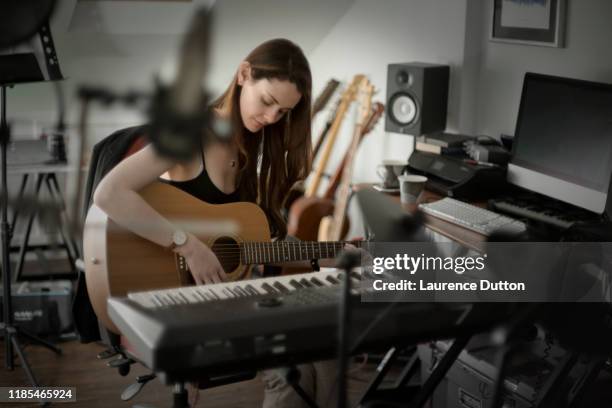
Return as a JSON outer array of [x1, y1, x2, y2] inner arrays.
[[176, 233, 228, 285]]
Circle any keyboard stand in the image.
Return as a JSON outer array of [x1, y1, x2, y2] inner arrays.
[[358, 335, 472, 408]]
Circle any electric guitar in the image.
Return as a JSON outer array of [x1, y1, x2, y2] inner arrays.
[[318, 77, 374, 241], [287, 101, 384, 242]]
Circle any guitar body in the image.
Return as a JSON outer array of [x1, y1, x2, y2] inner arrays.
[[283, 196, 350, 275], [84, 182, 269, 333], [287, 196, 349, 242]]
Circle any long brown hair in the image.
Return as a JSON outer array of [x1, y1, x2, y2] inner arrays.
[[212, 38, 312, 238]]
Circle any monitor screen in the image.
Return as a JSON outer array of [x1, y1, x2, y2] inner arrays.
[[508, 73, 612, 213]]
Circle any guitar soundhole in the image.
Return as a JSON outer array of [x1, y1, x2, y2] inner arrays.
[[211, 237, 241, 273]]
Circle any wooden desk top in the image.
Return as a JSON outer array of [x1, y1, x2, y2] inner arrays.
[[355, 183, 487, 252]]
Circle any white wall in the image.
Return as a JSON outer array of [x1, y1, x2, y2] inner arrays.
[[473, 0, 612, 139], [6, 0, 355, 144]]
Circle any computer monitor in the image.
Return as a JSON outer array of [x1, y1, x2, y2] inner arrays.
[[507, 72, 612, 214]]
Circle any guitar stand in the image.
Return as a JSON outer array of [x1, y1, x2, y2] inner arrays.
[[359, 335, 472, 408]]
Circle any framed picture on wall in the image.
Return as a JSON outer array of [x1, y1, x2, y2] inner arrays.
[[491, 0, 566, 47]]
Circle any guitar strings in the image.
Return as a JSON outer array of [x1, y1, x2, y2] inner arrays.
[[177, 242, 365, 263]]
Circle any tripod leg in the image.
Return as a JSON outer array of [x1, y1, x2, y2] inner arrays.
[[18, 328, 61, 355], [9, 174, 29, 246], [14, 173, 44, 282], [49, 173, 81, 259], [44, 174, 77, 269], [10, 334, 40, 387]]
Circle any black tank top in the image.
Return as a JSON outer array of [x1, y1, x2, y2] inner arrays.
[[159, 142, 240, 204]]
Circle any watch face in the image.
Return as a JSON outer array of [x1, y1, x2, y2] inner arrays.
[[173, 230, 187, 246]]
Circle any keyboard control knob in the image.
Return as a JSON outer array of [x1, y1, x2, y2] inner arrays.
[[257, 297, 282, 308]]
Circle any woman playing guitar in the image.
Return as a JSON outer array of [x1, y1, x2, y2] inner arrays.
[[94, 38, 338, 408], [95, 38, 312, 285]]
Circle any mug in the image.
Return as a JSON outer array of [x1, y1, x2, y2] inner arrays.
[[376, 160, 406, 189]]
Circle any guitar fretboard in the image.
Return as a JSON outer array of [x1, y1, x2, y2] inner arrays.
[[239, 241, 364, 264]]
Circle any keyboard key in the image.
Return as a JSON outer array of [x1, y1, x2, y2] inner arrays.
[[153, 294, 165, 307], [234, 286, 249, 297], [273, 281, 291, 294], [261, 282, 278, 294], [289, 279, 304, 290], [177, 292, 191, 304], [310, 277, 325, 287], [326, 275, 340, 285], [223, 288, 236, 298], [299, 278, 313, 288], [245, 284, 261, 296], [207, 288, 221, 300], [193, 289, 208, 301]]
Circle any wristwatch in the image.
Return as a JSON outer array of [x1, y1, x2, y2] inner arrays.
[[168, 230, 188, 251]]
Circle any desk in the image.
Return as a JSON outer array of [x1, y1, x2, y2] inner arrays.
[[356, 184, 487, 252]]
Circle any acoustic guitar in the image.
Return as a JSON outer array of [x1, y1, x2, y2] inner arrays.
[[83, 182, 365, 334]]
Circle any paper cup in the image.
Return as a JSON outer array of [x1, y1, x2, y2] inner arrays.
[[398, 174, 427, 204]]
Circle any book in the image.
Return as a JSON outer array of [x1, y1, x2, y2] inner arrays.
[[415, 141, 465, 156], [418, 132, 474, 148]]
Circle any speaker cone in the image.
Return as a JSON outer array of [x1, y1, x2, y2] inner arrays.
[[389, 93, 418, 126]]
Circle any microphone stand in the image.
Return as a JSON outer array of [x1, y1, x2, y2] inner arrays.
[[1, 84, 61, 386], [335, 249, 361, 408]]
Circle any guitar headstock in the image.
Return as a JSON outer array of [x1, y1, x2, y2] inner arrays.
[[340, 74, 365, 105], [362, 102, 385, 135], [356, 77, 375, 128], [312, 79, 340, 117]]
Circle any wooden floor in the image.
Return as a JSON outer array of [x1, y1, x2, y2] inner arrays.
[[0, 338, 375, 408], [2, 337, 612, 407]]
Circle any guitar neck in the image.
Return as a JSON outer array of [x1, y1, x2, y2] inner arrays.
[[239, 241, 366, 265]]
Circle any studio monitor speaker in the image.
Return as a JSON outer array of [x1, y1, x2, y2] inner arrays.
[[385, 62, 449, 136]]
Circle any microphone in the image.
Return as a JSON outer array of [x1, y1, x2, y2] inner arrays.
[[147, 8, 230, 162]]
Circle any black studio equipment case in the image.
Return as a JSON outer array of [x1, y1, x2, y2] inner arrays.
[[0, 280, 74, 339], [418, 333, 598, 408]]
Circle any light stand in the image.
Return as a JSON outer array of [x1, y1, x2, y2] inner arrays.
[[1, 84, 62, 384], [1, 3, 64, 385]]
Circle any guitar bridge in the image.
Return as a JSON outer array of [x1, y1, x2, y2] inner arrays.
[[175, 254, 192, 285]]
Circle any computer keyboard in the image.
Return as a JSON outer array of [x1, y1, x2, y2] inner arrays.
[[419, 197, 527, 236]]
